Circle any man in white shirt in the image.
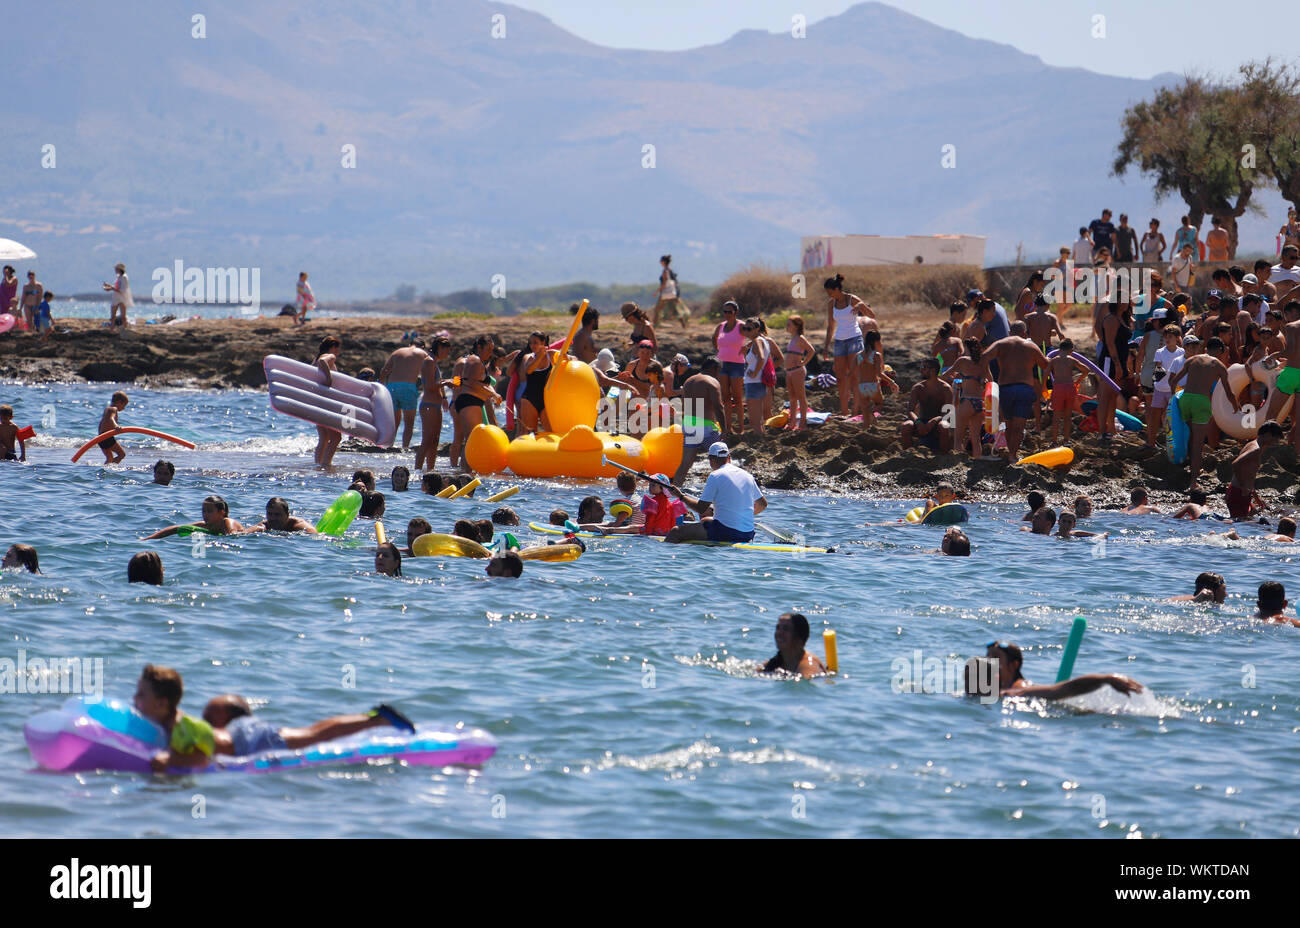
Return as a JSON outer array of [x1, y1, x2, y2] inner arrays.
[[1271, 245, 1300, 303], [1072, 227, 1093, 266], [664, 441, 766, 544]]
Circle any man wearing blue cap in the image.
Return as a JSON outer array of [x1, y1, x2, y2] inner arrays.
[[663, 441, 766, 544]]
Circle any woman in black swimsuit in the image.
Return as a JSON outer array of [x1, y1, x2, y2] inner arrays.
[[449, 335, 499, 469], [1098, 300, 1132, 440], [519, 331, 555, 433], [620, 302, 656, 355]]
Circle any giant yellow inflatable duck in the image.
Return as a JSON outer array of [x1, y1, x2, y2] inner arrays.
[[465, 300, 684, 479]]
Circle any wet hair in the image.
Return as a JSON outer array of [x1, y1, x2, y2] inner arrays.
[[140, 663, 183, 712], [391, 465, 410, 488], [1258, 580, 1286, 612], [407, 517, 431, 542], [935, 482, 955, 496], [1189, 488, 1209, 505], [991, 642, 1025, 681], [1036, 507, 1058, 528], [359, 490, 385, 518], [452, 519, 482, 543], [0, 404, 10, 419], [376, 542, 403, 577], [549, 509, 569, 526], [1130, 486, 1149, 504], [492, 506, 520, 526], [474, 519, 494, 542], [1194, 572, 1224, 594], [111, 390, 129, 405], [945, 531, 970, 556], [265, 496, 291, 515], [203, 495, 229, 516], [787, 314, 805, 334], [1027, 491, 1046, 510], [453, 473, 476, 495], [823, 274, 846, 292], [421, 473, 446, 494], [1277, 518, 1296, 538], [314, 336, 341, 361], [127, 551, 163, 585], [490, 552, 524, 578], [153, 460, 175, 477], [6, 543, 40, 574], [781, 611, 811, 645], [352, 470, 376, 491], [578, 495, 603, 523]]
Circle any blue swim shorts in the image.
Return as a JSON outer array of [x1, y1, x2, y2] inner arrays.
[[388, 381, 419, 412], [227, 715, 288, 756], [1001, 382, 1037, 421]]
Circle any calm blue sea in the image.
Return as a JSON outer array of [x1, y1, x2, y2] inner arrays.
[[1, 382, 1297, 838]]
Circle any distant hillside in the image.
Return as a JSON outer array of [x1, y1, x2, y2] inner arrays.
[[1, 0, 1289, 298]]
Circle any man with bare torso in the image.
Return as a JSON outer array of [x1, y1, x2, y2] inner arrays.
[[673, 357, 727, 484], [1265, 300, 1300, 450], [981, 332, 1051, 460], [1168, 337, 1239, 486], [900, 358, 954, 453], [380, 339, 432, 450], [1226, 421, 1284, 520]]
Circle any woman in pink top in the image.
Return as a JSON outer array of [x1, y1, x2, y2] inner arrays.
[[712, 300, 747, 434]]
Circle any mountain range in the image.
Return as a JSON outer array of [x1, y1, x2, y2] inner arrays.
[[1, 0, 1288, 299]]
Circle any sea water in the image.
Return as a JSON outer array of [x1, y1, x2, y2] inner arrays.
[[1, 383, 1297, 838]]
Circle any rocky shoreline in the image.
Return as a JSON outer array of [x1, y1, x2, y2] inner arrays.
[[3, 314, 1298, 510]]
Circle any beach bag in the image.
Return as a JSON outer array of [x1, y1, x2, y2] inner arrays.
[[762, 354, 777, 388]]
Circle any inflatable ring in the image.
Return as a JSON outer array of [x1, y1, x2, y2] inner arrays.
[[1211, 361, 1294, 440]]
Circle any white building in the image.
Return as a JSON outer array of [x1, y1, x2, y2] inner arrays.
[[800, 234, 986, 270]]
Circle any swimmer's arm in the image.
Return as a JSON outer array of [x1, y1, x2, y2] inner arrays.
[[142, 524, 189, 540], [295, 519, 319, 534], [1013, 674, 1143, 700]]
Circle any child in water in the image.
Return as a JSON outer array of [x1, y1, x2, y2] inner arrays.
[[0, 405, 26, 461], [97, 391, 129, 463]]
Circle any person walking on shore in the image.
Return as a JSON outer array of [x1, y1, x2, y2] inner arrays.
[[652, 255, 690, 330], [295, 272, 316, 325], [102, 263, 131, 327]]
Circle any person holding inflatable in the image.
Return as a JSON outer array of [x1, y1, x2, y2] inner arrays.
[[144, 495, 244, 539], [664, 442, 765, 545], [312, 337, 344, 468], [758, 612, 828, 679], [1166, 337, 1239, 487], [133, 664, 216, 772]]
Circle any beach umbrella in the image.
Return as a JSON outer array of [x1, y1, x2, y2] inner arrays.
[[0, 239, 36, 261]]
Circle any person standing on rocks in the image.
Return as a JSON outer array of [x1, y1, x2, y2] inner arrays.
[[1, 266, 18, 319], [673, 357, 727, 484], [821, 274, 873, 418], [379, 337, 431, 450], [101, 263, 131, 327], [295, 271, 316, 325], [980, 331, 1052, 461], [21, 270, 43, 329], [1166, 336, 1239, 487]]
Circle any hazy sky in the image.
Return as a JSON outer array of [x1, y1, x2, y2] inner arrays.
[[509, 0, 1279, 80]]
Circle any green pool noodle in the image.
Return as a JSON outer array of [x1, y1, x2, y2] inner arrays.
[[1056, 616, 1087, 682]]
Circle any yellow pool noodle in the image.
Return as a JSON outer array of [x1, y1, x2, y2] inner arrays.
[[449, 476, 482, 499], [823, 629, 838, 673], [435, 483, 458, 498], [375, 521, 387, 545], [485, 486, 520, 503]]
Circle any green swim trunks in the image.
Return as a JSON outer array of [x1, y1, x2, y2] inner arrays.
[[1179, 391, 1212, 425], [1276, 365, 1300, 396]]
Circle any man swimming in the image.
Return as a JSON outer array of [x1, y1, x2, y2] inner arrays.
[[974, 641, 1144, 701], [243, 497, 318, 534], [758, 612, 828, 679], [152, 460, 175, 485], [1169, 572, 1227, 603], [1254, 581, 1297, 626], [938, 526, 970, 556], [1023, 507, 1057, 535], [1055, 510, 1103, 538], [202, 694, 415, 758], [143, 495, 243, 539], [1120, 486, 1161, 515], [486, 552, 523, 578]]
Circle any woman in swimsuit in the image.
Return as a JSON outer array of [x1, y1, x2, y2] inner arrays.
[[755, 317, 784, 422], [712, 300, 746, 434], [941, 337, 987, 459], [620, 302, 656, 355], [821, 274, 873, 417], [313, 336, 343, 468], [449, 335, 500, 469], [784, 315, 815, 430], [415, 336, 452, 472], [855, 330, 884, 430], [518, 331, 555, 434], [932, 322, 962, 371], [619, 340, 657, 399]]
